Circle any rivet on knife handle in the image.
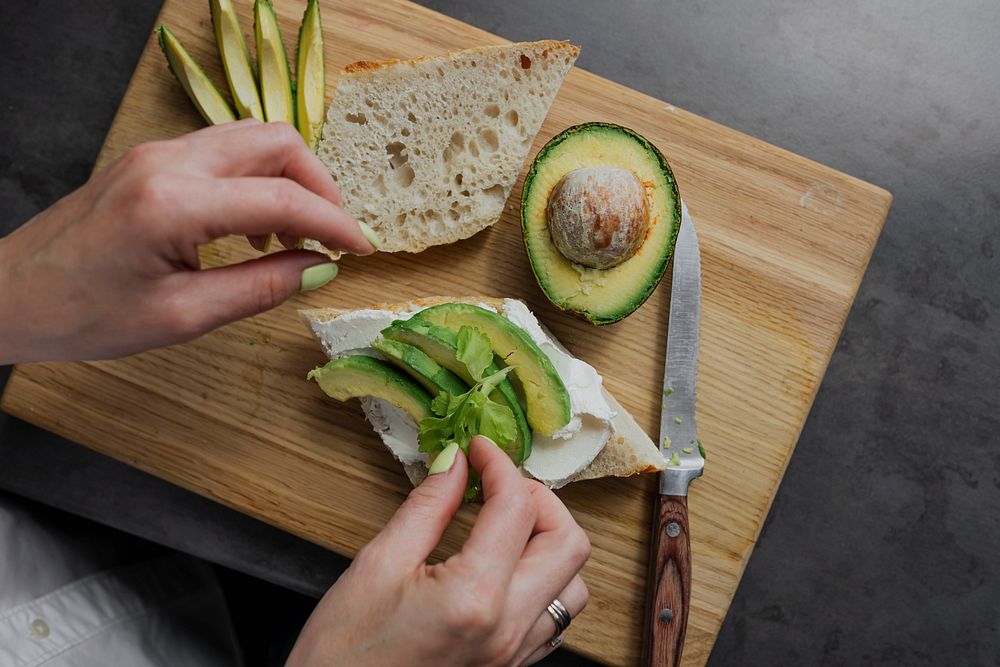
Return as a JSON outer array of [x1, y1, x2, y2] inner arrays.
[[643, 495, 692, 667]]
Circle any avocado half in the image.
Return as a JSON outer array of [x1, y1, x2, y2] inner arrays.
[[520, 122, 682, 325]]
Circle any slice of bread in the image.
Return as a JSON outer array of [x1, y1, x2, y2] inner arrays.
[[316, 41, 579, 253], [300, 296, 666, 488]]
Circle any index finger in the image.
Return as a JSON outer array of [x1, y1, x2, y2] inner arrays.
[[180, 120, 344, 208], [455, 437, 538, 584]]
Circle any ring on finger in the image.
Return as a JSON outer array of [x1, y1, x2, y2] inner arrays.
[[545, 598, 572, 646]]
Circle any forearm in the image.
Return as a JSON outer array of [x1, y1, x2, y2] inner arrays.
[[0, 235, 25, 365]]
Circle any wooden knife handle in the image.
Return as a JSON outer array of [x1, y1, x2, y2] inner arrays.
[[642, 494, 691, 667]]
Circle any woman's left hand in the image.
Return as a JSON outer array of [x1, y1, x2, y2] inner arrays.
[[285, 436, 591, 667]]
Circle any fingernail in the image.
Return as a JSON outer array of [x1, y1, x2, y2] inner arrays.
[[472, 435, 497, 448], [300, 262, 339, 292], [428, 442, 460, 475], [358, 221, 383, 251]]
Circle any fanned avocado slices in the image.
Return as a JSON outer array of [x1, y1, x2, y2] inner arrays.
[[381, 319, 533, 465], [411, 303, 572, 436], [156, 25, 236, 126], [210, 0, 265, 121], [254, 0, 295, 125]]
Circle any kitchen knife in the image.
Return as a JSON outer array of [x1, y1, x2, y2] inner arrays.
[[642, 204, 705, 667]]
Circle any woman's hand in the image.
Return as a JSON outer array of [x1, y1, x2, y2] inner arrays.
[[0, 119, 374, 364], [286, 437, 591, 667]]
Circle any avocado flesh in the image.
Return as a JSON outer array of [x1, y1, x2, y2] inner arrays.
[[295, 0, 325, 150], [156, 25, 236, 126], [308, 355, 432, 423], [521, 122, 682, 325], [372, 338, 469, 397], [254, 0, 295, 125], [211, 0, 265, 121], [412, 304, 571, 436], [381, 320, 532, 464]]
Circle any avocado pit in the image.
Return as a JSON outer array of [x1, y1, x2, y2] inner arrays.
[[545, 166, 649, 269]]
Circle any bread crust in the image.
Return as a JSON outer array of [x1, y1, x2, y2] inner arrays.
[[343, 40, 580, 75]]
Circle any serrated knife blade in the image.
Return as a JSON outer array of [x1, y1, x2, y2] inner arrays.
[[642, 203, 704, 667]]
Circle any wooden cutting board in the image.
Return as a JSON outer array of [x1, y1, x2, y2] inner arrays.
[[1, 0, 891, 664]]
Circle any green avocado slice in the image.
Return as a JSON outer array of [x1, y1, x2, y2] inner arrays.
[[210, 0, 265, 121], [411, 304, 571, 436], [254, 0, 295, 125], [372, 338, 469, 397], [381, 320, 532, 465], [521, 122, 682, 325], [156, 25, 236, 126], [295, 0, 325, 150], [308, 355, 431, 423]]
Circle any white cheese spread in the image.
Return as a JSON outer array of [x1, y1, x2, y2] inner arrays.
[[309, 299, 617, 486]]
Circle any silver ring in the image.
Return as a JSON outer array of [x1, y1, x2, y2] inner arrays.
[[545, 598, 572, 646]]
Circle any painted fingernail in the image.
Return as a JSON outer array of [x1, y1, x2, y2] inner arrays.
[[300, 262, 339, 292], [358, 221, 383, 251], [428, 441, 460, 475]]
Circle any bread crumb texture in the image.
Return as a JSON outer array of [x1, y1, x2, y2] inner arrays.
[[318, 41, 579, 252]]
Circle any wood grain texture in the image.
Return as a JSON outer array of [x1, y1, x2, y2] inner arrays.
[[643, 495, 691, 667], [0, 0, 891, 665]]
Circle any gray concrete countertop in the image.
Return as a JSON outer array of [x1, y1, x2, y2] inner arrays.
[[2, 1, 997, 664]]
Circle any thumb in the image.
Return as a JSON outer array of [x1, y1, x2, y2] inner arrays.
[[363, 443, 469, 572], [176, 250, 337, 333]]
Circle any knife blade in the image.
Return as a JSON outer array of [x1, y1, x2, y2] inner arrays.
[[642, 203, 704, 667]]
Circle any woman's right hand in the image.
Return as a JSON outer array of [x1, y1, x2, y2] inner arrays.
[[285, 436, 591, 667]]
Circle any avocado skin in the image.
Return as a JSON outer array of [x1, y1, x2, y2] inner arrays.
[[521, 122, 682, 325], [411, 303, 572, 436], [382, 319, 533, 464], [308, 355, 432, 422]]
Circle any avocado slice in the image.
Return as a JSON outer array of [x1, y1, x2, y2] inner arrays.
[[308, 355, 432, 423], [372, 338, 469, 397], [254, 0, 295, 125], [156, 25, 236, 126], [381, 320, 532, 464], [410, 304, 572, 437], [210, 0, 265, 121], [295, 0, 325, 150], [521, 122, 682, 324]]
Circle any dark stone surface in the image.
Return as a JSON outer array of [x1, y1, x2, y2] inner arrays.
[[2, 0, 998, 665]]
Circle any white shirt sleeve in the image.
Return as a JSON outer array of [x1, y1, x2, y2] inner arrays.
[[0, 495, 243, 667]]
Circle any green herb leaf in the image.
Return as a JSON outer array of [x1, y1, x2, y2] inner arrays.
[[417, 414, 453, 453], [456, 325, 494, 382], [431, 390, 453, 417], [478, 365, 516, 396], [479, 399, 518, 446], [417, 365, 520, 487]]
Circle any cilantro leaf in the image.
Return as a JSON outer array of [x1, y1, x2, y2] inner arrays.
[[456, 325, 494, 382], [417, 364, 522, 499], [417, 414, 453, 453], [479, 399, 518, 448], [431, 390, 453, 417]]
